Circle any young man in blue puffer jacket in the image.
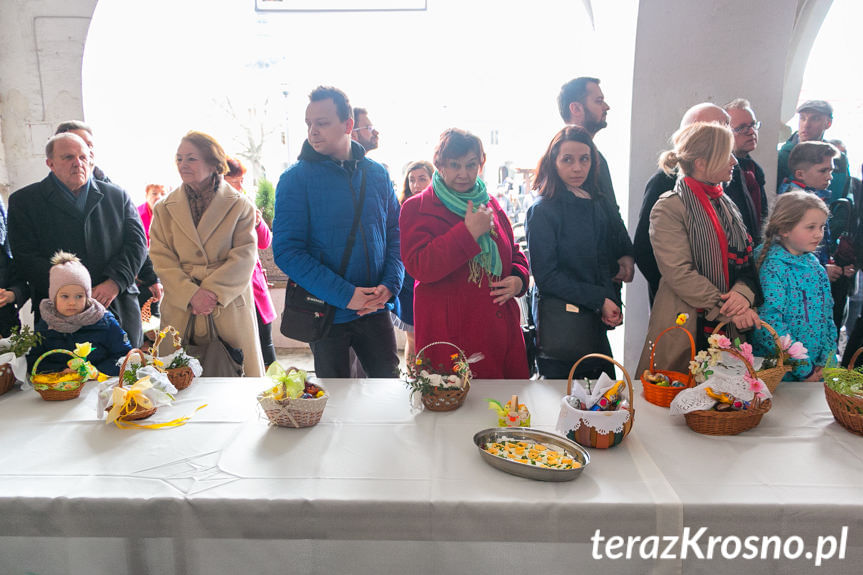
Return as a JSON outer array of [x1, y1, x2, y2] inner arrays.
[[273, 86, 403, 378]]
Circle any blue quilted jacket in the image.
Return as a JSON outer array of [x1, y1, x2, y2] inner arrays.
[[752, 243, 836, 380], [273, 140, 403, 324]]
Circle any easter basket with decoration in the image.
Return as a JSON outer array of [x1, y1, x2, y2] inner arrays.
[[258, 363, 328, 428], [713, 320, 795, 393], [404, 341, 479, 412], [97, 348, 177, 425], [0, 325, 42, 396], [641, 318, 695, 407], [30, 343, 104, 401], [672, 347, 772, 435], [556, 353, 635, 449], [822, 349, 863, 435], [148, 326, 201, 390]]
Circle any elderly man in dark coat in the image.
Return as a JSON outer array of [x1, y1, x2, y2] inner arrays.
[[7, 132, 147, 346]]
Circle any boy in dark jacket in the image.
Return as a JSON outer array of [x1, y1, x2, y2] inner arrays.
[[28, 251, 131, 376]]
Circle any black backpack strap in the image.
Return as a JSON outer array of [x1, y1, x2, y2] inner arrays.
[[337, 167, 367, 277]]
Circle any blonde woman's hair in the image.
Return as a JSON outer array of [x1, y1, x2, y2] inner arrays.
[[757, 190, 829, 270], [658, 122, 734, 178]]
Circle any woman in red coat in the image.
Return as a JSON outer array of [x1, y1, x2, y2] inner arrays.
[[400, 128, 530, 379]]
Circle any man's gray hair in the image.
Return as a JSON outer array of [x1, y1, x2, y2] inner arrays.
[[723, 98, 752, 112], [45, 132, 87, 158], [55, 120, 93, 135]]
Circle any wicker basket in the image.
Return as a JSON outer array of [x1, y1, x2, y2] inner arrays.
[[258, 368, 328, 428], [149, 326, 195, 391], [167, 366, 195, 390], [823, 349, 863, 435], [412, 341, 471, 412], [106, 349, 157, 421], [684, 348, 771, 435], [565, 354, 635, 449], [0, 363, 14, 396], [30, 349, 87, 401], [713, 320, 790, 393], [642, 325, 695, 407]]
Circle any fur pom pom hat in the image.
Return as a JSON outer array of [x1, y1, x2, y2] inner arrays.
[[48, 251, 92, 300]]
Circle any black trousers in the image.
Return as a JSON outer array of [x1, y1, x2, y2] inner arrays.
[[256, 309, 276, 368], [309, 312, 399, 378]]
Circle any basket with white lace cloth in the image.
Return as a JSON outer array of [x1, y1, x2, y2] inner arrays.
[[0, 348, 28, 396], [555, 354, 634, 449], [671, 348, 772, 435]]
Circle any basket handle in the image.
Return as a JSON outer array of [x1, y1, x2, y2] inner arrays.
[[649, 325, 695, 371], [415, 341, 468, 365], [140, 297, 157, 322], [149, 325, 183, 358], [117, 348, 147, 389], [30, 348, 77, 377], [713, 319, 784, 368], [848, 348, 863, 371], [566, 353, 635, 411]]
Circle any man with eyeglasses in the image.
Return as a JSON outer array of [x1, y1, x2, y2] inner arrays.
[[723, 99, 767, 239], [351, 107, 379, 153], [777, 100, 850, 202]]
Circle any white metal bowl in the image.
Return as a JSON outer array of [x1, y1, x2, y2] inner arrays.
[[473, 427, 590, 482]]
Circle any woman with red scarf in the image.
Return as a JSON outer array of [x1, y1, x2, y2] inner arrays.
[[637, 122, 762, 375]]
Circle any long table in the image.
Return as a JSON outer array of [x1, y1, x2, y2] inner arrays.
[[0, 377, 860, 574]]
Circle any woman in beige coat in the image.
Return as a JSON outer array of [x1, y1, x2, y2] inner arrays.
[[150, 131, 263, 377], [638, 123, 762, 375]]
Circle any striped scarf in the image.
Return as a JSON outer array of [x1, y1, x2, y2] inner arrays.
[[677, 177, 751, 292]]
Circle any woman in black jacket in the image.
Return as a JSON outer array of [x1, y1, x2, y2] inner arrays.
[[526, 126, 622, 379]]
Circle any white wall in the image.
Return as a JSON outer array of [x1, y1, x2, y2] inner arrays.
[[0, 0, 98, 199]]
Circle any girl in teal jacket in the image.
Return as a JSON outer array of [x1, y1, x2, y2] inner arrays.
[[753, 191, 835, 381]]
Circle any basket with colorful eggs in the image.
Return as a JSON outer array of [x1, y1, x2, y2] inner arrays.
[[641, 314, 695, 407], [0, 325, 42, 396], [556, 353, 635, 449], [403, 341, 478, 412], [822, 349, 863, 435], [148, 326, 201, 390], [30, 343, 104, 401], [671, 346, 771, 435], [258, 363, 328, 428]]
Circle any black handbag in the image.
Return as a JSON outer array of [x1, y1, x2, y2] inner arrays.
[[184, 315, 244, 377], [532, 291, 604, 363], [280, 169, 366, 343]]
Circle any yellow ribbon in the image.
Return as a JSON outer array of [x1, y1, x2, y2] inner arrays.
[[113, 404, 208, 430], [106, 378, 155, 424]]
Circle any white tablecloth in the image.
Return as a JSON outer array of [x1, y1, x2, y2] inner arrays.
[[0, 377, 860, 575]]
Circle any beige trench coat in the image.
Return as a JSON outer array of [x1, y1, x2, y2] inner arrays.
[[637, 191, 756, 376], [149, 181, 264, 377]]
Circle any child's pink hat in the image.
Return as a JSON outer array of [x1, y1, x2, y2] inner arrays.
[[48, 251, 92, 300]]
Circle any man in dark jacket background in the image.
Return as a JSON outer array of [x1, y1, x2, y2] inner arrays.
[[273, 86, 403, 378], [723, 99, 768, 240], [7, 132, 147, 346], [558, 77, 635, 295]]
